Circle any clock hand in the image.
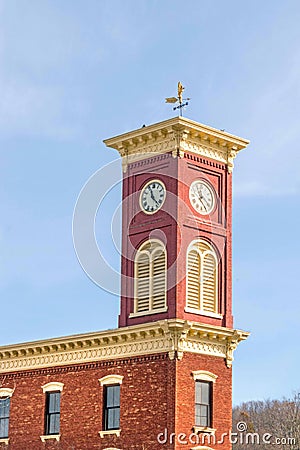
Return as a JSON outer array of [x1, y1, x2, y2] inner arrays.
[[197, 193, 208, 211], [149, 187, 160, 206], [200, 197, 208, 211]]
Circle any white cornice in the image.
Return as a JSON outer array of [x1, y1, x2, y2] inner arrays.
[[103, 116, 250, 173], [0, 320, 249, 373]]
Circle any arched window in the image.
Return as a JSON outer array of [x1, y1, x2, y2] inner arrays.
[[186, 240, 218, 315], [134, 240, 167, 314]]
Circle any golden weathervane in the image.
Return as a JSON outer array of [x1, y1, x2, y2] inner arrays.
[[165, 82, 190, 116]]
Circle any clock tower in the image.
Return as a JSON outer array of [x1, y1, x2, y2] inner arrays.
[[104, 116, 249, 331], [104, 115, 250, 449]]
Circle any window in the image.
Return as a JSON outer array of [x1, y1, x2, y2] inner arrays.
[[0, 388, 13, 441], [195, 381, 211, 427], [41, 382, 63, 441], [186, 240, 219, 315], [45, 392, 61, 435], [134, 240, 167, 315], [99, 375, 123, 437], [103, 385, 120, 431], [192, 370, 217, 432], [0, 397, 10, 439]]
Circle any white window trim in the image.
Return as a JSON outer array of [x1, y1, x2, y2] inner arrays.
[[0, 388, 14, 398], [99, 375, 123, 386], [99, 430, 121, 438], [41, 382, 64, 393], [184, 306, 222, 319], [0, 438, 9, 445], [192, 426, 216, 435], [192, 370, 218, 383], [129, 306, 168, 318], [40, 435, 60, 442]]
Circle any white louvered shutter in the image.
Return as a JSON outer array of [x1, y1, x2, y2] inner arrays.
[[136, 252, 150, 312], [152, 248, 166, 310], [202, 252, 217, 313], [186, 240, 218, 313], [187, 249, 200, 309]]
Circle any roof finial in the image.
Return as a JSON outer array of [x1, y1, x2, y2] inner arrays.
[[165, 81, 190, 116]]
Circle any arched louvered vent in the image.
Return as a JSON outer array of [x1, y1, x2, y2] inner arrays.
[[187, 250, 201, 309], [135, 240, 167, 315], [202, 252, 217, 312], [186, 240, 218, 315], [152, 247, 166, 310], [136, 252, 150, 312]]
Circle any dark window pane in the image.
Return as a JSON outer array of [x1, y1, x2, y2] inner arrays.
[[200, 405, 208, 417], [107, 408, 120, 430], [0, 418, 9, 438], [104, 385, 121, 431], [0, 398, 10, 419], [0, 398, 10, 438], [106, 386, 120, 408], [45, 392, 60, 435], [200, 415, 208, 427], [201, 383, 210, 404], [49, 414, 60, 434], [195, 382, 201, 403], [106, 387, 114, 407], [195, 381, 211, 428], [48, 393, 60, 413]]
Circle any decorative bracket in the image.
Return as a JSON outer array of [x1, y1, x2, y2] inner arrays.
[[160, 320, 249, 366], [227, 146, 238, 173], [226, 331, 244, 368]]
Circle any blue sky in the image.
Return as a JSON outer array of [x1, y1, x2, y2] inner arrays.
[[1, 0, 300, 404]]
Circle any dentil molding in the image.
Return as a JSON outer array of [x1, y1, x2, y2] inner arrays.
[[0, 319, 249, 373]]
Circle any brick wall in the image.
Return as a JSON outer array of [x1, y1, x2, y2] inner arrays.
[[0, 352, 232, 450], [0, 353, 176, 450]]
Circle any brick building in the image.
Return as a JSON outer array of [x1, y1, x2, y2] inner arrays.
[[0, 116, 249, 449]]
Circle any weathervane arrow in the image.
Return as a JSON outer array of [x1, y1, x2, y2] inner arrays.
[[165, 82, 190, 116]]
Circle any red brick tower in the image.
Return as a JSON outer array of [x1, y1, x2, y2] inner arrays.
[[104, 116, 250, 448]]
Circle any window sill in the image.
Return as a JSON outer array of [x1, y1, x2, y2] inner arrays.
[[40, 435, 60, 442], [129, 307, 168, 318], [99, 429, 121, 438], [193, 426, 216, 435], [0, 438, 9, 445], [185, 307, 222, 319]]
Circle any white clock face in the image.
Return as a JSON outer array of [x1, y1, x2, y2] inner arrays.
[[189, 180, 215, 215], [140, 180, 166, 214]]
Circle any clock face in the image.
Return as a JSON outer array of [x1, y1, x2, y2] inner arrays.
[[140, 180, 166, 214], [189, 180, 215, 215]]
